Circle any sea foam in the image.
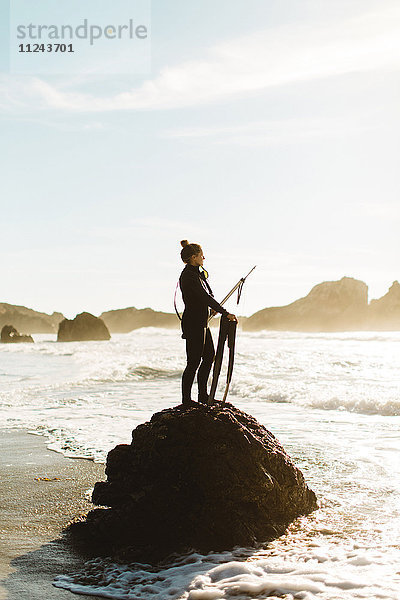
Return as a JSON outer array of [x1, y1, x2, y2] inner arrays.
[[54, 539, 400, 600]]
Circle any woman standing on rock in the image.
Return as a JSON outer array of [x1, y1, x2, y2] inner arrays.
[[179, 240, 237, 405]]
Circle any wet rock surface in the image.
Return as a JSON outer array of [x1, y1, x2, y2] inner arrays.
[[57, 312, 110, 342], [71, 403, 317, 561]]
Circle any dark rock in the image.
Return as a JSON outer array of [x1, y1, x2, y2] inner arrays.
[[1, 325, 34, 343], [71, 403, 317, 561], [57, 312, 110, 342]]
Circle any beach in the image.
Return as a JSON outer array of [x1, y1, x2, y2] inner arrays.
[[0, 429, 104, 600], [1, 330, 400, 599]]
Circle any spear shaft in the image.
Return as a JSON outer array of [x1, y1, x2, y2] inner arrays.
[[208, 265, 256, 323]]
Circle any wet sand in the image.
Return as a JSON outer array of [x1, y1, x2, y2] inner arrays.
[[0, 429, 105, 600]]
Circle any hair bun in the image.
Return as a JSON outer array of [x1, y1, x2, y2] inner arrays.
[[180, 239, 189, 248]]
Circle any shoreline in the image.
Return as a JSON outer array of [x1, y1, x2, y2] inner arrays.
[[0, 428, 105, 600]]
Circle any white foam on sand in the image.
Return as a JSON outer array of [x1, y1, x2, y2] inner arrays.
[[53, 539, 400, 600]]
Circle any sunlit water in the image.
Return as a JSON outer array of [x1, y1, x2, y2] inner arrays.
[[1, 328, 400, 599]]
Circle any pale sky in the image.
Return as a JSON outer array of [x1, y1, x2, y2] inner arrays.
[[1, 0, 399, 318]]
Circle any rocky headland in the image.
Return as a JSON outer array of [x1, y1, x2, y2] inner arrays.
[[92, 277, 400, 333], [0, 303, 63, 334], [244, 276, 400, 332], [57, 312, 111, 342], [70, 403, 317, 561], [2, 276, 399, 335], [100, 306, 178, 333], [368, 280, 400, 330]]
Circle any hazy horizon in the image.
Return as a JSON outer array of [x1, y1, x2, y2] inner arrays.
[[1, 273, 397, 320], [1, 0, 399, 320]]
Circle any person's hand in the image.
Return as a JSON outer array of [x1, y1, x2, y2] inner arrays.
[[227, 313, 238, 322]]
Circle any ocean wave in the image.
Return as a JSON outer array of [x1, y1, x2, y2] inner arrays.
[[245, 331, 400, 343], [230, 381, 400, 417], [309, 396, 400, 417], [230, 383, 290, 403], [331, 360, 359, 368], [128, 366, 182, 380]]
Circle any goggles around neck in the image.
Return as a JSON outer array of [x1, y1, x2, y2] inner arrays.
[[200, 267, 209, 279]]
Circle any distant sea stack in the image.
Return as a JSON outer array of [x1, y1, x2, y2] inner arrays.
[[1, 325, 34, 344], [57, 312, 111, 342], [100, 307, 178, 333], [0, 303, 63, 334], [244, 277, 368, 332], [71, 403, 317, 561], [368, 281, 400, 330]]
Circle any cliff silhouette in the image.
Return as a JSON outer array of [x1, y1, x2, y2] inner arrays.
[[243, 277, 400, 332], [2, 277, 399, 334], [0, 303, 63, 334], [368, 281, 400, 330], [100, 307, 178, 332]]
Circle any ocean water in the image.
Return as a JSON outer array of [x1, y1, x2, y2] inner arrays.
[[1, 328, 400, 599]]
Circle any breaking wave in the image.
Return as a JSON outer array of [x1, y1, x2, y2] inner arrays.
[[128, 366, 182, 380]]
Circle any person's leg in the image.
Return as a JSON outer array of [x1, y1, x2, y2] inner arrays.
[[197, 328, 215, 403], [182, 327, 205, 404]]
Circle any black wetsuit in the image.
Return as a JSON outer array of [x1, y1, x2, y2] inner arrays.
[[179, 264, 228, 404]]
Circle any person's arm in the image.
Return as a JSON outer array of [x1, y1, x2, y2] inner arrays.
[[210, 309, 237, 322]]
